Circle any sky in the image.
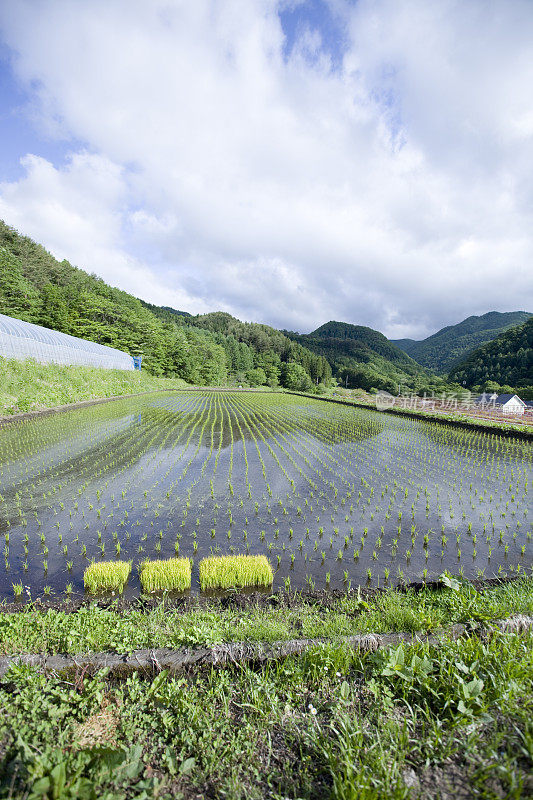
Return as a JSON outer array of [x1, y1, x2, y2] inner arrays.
[[0, 0, 532, 340]]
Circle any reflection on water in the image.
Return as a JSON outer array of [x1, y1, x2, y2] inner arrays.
[[0, 390, 531, 599]]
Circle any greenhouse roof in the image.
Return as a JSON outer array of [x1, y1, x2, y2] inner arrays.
[[0, 312, 131, 359]]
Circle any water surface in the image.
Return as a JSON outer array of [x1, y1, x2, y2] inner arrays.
[[0, 391, 530, 600]]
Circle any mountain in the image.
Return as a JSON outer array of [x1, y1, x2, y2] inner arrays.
[[285, 320, 440, 394], [0, 220, 327, 390], [309, 321, 416, 365], [448, 317, 533, 390], [392, 311, 532, 373]]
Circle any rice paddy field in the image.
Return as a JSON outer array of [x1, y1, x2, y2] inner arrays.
[[0, 390, 531, 600]]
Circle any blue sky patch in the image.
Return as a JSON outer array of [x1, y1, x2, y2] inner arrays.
[[278, 0, 350, 69]]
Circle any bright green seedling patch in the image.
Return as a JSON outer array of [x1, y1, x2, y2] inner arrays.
[[199, 554, 273, 590], [139, 557, 192, 592], [83, 560, 131, 594]]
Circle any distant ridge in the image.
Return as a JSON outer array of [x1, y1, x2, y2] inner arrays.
[[309, 320, 414, 365], [392, 311, 532, 373], [449, 317, 533, 389]]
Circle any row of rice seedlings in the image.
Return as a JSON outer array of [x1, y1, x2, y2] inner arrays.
[[258, 403, 342, 497], [201, 393, 219, 477], [229, 393, 530, 570], [0, 397, 194, 549], [229, 397, 296, 492], [199, 554, 274, 590], [250, 396, 379, 502], [236, 397, 320, 495], [129, 395, 213, 523], [242, 399, 392, 539]]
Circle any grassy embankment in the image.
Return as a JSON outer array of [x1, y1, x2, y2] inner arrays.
[[1, 578, 532, 654], [0, 580, 531, 798], [0, 357, 187, 416]]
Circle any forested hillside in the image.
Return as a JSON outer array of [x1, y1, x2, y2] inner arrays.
[[310, 321, 414, 364], [193, 312, 331, 387], [0, 221, 328, 390], [285, 320, 443, 394], [448, 317, 533, 392], [392, 311, 532, 373]]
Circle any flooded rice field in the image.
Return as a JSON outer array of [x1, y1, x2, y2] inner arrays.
[[0, 390, 531, 600]]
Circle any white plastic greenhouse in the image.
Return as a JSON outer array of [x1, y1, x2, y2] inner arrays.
[[0, 313, 134, 370]]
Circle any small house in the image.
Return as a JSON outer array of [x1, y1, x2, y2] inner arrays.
[[474, 393, 526, 415], [494, 394, 526, 414]]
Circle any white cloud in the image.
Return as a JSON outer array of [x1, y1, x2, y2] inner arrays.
[[0, 0, 532, 338], [0, 152, 209, 313]]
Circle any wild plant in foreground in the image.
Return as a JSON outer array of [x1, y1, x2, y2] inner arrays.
[[139, 557, 192, 592]]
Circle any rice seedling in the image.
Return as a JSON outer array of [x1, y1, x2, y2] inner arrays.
[[199, 555, 273, 590], [139, 557, 192, 592], [84, 560, 131, 594]]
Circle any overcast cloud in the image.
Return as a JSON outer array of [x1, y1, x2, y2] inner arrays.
[[0, 0, 531, 338]]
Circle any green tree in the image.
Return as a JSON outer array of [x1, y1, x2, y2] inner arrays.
[[0, 248, 40, 322], [245, 367, 267, 387], [38, 284, 69, 331], [280, 362, 313, 392]]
